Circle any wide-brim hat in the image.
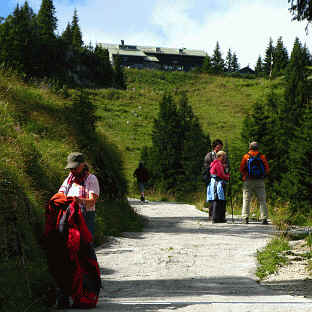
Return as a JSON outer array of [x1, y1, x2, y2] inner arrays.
[[249, 141, 258, 150], [65, 152, 85, 169]]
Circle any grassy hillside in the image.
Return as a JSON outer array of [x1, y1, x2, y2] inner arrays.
[[0, 70, 144, 311], [92, 68, 283, 193]]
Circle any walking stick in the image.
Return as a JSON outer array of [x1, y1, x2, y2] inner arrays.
[[225, 141, 234, 223]]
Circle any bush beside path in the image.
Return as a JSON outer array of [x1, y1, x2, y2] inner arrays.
[[89, 200, 312, 312]]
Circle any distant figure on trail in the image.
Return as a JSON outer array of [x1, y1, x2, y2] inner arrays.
[[133, 162, 149, 202], [44, 152, 101, 309], [203, 139, 227, 220], [207, 151, 230, 223], [239, 142, 270, 225]]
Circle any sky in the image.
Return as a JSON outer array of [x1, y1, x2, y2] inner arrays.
[[2, 0, 312, 68]]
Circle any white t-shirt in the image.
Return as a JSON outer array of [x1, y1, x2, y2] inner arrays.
[[58, 173, 100, 211]]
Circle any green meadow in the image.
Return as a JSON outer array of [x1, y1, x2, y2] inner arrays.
[[92, 69, 282, 192]]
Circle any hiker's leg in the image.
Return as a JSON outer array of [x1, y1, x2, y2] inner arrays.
[[254, 179, 268, 220], [220, 200, 226, 222], [212, 200, 218, 222], [242, 180, 251, 219], [139, 182, 145, 201], [85, 211, 96, 238]]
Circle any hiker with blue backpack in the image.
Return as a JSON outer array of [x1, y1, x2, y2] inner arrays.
[[239, 142, 270, 225]]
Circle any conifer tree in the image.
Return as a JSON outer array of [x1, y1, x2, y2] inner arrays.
[[272, 36, 288, 77], [278, 37, 312, 207], [255, 56, 264, 76], [283, 37, 310, 130], [285, 105, 312, 215], [113, 54, 126, 89], [36, 0, 57, 41], [231, 52, 240, 72], [263, 37, 274, 78], [225, 49, 232, 72], [94, 45, 114, 87], [61, 22, 73, 46], [0, 3, 37, 75], [71, 9, 83, 49], [36, 0, 58, 76], [142, 93, 210, 196], [202, 55, 212, 73], [211, 41, 224, 74]]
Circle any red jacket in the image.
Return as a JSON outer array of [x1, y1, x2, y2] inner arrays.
[[44, 193, 101, 308], [240, 150, 270, 181], [210, 159, 230, 181]]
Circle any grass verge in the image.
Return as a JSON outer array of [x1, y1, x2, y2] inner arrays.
[[256, 236, 290, 280]]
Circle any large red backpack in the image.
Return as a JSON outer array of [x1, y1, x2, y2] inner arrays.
[[45, 193, 101, 308]]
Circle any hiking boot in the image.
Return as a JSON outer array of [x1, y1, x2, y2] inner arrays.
[[243, 217, 249, 224], [261, 219, 268, 225], [55, 294, 70, 309]]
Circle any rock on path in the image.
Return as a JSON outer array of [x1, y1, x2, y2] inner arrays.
[[84, 200, 312, 311]]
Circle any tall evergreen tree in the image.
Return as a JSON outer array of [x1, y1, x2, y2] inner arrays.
[[36, 0, 58, 76], [277, 37, 312, 208], [142, 93, 210, 196], [272, 36, 289, 77], [202, 55, 212, 73], [94, 45, 114, 87], [285, 105, 312, 216], [61, 22, 73, 46], [263, 37, 274, 78], [231, 52, 240, 72], [225, 49, 232, 72], [255, 56, 264, 76], [71, 9, 83, 49], [282, 37, 310, 131], [211, 41, 224, 74], [36, 0, 57, 41], [0, 2, 37, 75], [113, 54, 126, 89]]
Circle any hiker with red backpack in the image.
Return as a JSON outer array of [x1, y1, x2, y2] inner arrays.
[[239, 142, 270, 225]]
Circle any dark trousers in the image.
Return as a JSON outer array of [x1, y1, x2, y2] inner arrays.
[[212, 200, 226, 222], [84, 211, 96, 238]]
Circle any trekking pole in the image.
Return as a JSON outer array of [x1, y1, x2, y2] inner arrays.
[[225, 140, 234, 223]]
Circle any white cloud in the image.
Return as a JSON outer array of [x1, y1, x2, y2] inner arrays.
[[7, 0, 312, 68], [151, 0, 312, 67]]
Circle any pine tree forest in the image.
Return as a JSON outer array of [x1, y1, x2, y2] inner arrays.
[[1, 0, 312, 217]]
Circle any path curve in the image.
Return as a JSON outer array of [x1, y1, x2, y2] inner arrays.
[[92, 200, 312, 312]]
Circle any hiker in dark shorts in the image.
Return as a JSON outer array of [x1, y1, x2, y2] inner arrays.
[[133, 162, 149, 202]]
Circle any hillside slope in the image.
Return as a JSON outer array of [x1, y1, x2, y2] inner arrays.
[[0, 71, 143, 311], [92, 69, 283, 186]]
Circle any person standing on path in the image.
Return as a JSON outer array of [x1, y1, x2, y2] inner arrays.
[[207, 151, 230, 223], [203, 139, 226, 219], [133, 162, 149, 202], [239, 141, 270, 225], [59, 152, 100, 237]]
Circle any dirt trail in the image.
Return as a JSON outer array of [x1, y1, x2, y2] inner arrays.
[[88, 199, 312, 312]]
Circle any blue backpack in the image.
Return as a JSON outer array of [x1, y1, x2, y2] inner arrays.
[[247, 153, 265, 178]]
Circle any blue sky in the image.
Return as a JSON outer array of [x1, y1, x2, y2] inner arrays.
[[2, 0, 312, 68]]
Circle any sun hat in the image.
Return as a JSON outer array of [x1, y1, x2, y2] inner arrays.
[[249, 141, 258, 150], [65, 152, 85, 169]]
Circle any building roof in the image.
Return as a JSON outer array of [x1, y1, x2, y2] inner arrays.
[[144, 55, 159, 62], [99, 42, 207, 58]]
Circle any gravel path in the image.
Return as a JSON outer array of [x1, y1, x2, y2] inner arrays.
[[86, 199, 312, 312]]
